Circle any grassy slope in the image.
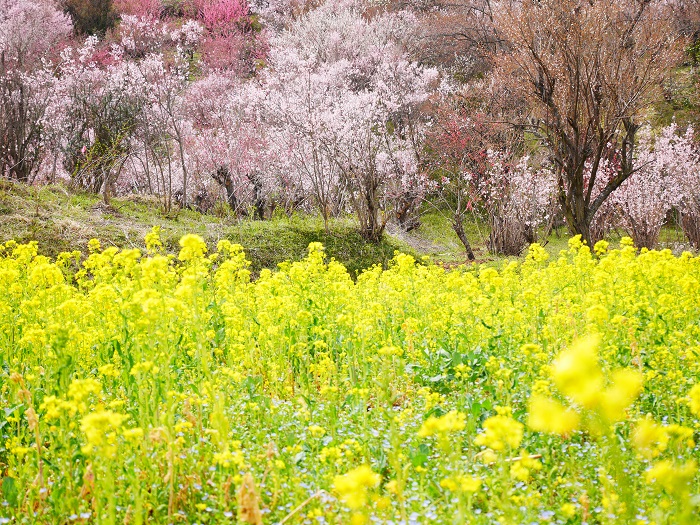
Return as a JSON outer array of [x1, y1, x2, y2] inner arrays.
[[0, 181, 416, 277], [0, 180, 693, 275]]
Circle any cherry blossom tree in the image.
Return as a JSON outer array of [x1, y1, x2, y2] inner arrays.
[[45, 38, 151, 201], [607, 127, 679, 248], [194, 0, 249, 31], [261, 1, 437, 240], [583, 124, 700, 249], [657, 124, 700, 247], [484, 153, 557, 255], [496, 0, 683, 246], [259, 58, 345, 229], [44, 17, 202, 207], [425, 109, 493, 260], [0, 0, 72, 182], [249, 0, 323, 30], [185, 74, 278, 216], [188, 0, 268, 74]]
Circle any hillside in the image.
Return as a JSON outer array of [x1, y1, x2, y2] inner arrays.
[[3, 180, 694, 276], [0, 180, 428, 277]]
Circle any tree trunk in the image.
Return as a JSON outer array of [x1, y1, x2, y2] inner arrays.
[[453, 215, 476, 261], [564, 208, 593, 247], [250, 172, 266, 220], [224, 181, 237, 211], [559, 168, 594, 247], [358, 179, 385, 243], [681, 211, 700, 249]]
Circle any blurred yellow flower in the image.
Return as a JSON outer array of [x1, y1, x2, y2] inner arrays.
[[551, 336, 604, 409], [632, 418, 669, 459], [527, 395, 579, 436], [418, 410, 466, 438], [81, 410, 128, 454], [474, 414, 523, 451], [599, 369, 644, 422], [688, 384, 700, 417], [645, 460, 697, 497], [333, 465, 380, 510], [440, 475, 481, 493]]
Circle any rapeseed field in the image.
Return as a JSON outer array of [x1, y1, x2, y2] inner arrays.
[[1, 232, 698, 524]]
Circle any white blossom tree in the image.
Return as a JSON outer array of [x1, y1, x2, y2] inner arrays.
[[260, 1, 438, 240], [0, 0, 72, 182]]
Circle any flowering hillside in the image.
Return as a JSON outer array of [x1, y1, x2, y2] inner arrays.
[[1, 233, 699, 523], [2, 0, 699, 256]]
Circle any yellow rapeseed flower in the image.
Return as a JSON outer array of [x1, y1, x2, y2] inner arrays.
[[645, 460, 697, 497], [509, 454, 542, 482], [39, 396, 63, 420], [551, 337, 604, 409], [123, 427, 144, 442], [527, 395, 580, 436], [144, 226, 163, 254], [67, 378, 101, 403], [333, 465, 380, 510], [80, 410, 128, 454], [474, 414, 524, 451], [417, 410, 466, 438], [688, 384, 700, 417], [308, 425, 326, 438], [440, 475, 481, 493], [213, 449, 245, 469], [130, 361, 159, 377], [598, 369, 644, 422], [98, 364, 119, 377], [87, 238, 101, 253], [632, 418, 670, 459], [178, 234, 207, 261]]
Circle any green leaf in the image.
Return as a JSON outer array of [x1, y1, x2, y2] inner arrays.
[[1, 477, 18, 507]]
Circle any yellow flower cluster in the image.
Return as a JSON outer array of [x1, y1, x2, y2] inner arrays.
[[509, 454, 542, 482], [178, 234, 208, 261], [80, 410, 128, 455], [527, 396, 579, 436], [333, 465, 380, 509], [1, 234, 700, 522], [632, 418, 695, 459], [440, 475, 481, 493], [688, 384, 700, 416], [417, 410, 466, 438], [645, 460, 698, 496], [213, 448, 245, 469], [531, 337, 644, 435], [474, 410, 524, 451]]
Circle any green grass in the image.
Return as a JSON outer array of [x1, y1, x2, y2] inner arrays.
[[1, 179, 694, 275], [651, 66, 700, 131], [0, 180, 416, 277], [225, 214, 417, 277]]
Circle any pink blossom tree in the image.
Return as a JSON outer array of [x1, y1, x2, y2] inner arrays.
[[483, 152, 557, 255], [606, 127, 680, 248], [0, 0, 72, 182], [189, 0, 268, 74], [193, 0, 249, 33], [185, 73, 277, 216], [583, 124, 700, 250], [45, 19, 201, 208], [659, 125, 700, 247], [45, 37, 153, 201], [261, 1, 437, 240]]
